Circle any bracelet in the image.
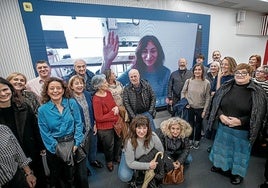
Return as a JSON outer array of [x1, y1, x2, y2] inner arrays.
[[25, 170, 34, 177]]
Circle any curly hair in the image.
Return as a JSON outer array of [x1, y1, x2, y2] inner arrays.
[[160, 117, 192, 139], [40, 77, 71, 104], [126, 115, 152, 149]]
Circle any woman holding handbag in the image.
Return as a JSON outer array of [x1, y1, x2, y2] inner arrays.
[[38, 77, 84, 188], [181, 64, 211, 149], [156, 117, 192, 179], [68, 75, 101, 187]]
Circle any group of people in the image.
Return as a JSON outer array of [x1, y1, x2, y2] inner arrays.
[[1, 29, 268, 188]]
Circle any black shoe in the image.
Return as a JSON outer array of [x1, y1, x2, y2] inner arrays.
[[211, 166, 231, 177], [90, 160, 104, 168], [260, 181, 268, 188], [230, 175, 243, 185], [211, 166, 221, 173]]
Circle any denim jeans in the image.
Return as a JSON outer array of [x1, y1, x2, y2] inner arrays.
[[141, 112, 156, 131], [118, 152, 134, 182]]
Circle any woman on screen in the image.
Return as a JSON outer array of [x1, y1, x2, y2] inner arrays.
[[101, 32, 171, 108]]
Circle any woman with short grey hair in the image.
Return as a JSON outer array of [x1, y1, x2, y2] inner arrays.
[[91, 74, 121, 172]]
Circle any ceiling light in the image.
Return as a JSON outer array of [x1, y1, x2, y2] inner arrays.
[[259, 0, 268, 2]]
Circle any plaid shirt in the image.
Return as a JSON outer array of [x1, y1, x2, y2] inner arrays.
[[0, 124, 31, 186]]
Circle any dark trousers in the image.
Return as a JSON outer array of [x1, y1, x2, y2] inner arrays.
[[188, 107, 203, 141], [46, 151, 73, 188], [74, 158, 89, 188], [2, 168, 28, 188], [265, 159, 268, 181], [98, 129, 122, 163]]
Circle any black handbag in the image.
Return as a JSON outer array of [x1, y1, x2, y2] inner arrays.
[[55, 135, 74, 166], [74, 146, 87, 163]]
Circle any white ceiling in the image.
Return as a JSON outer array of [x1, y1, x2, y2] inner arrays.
[[183, 0, 268, 14]]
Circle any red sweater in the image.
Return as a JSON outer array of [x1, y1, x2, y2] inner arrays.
[[93, 91, 118, 130]]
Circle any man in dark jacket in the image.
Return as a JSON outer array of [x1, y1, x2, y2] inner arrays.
[[123, 69, 156, 131], [166, 58, 192, 115], [64, 59, 95, 93]]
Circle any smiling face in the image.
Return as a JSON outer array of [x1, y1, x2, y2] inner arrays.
[[210, 62, 220, 74], [255, 67, 267, 80], [74, 60, 87, 77], [249, 56, 258, 70], [169, 124, 181, 138], [128, 69, 140, 87], [0, 83, 12, 106], [193, 65, 203, 79], [136, 125, 148, 139], [141, 41, 158, 67], [36, 62, 51, 79], [220, 59, 230, 74], [47, 81, 64, 103], [8, 75, 26, 91], [212, 50, 221, 61], [234, 69, 251, 85], [70, 78, 84, 95]]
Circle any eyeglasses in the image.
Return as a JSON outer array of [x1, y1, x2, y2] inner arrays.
[[234, 71, 248, 76], [256, 70, 265, 73]]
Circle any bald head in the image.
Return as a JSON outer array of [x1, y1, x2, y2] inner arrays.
[[128, 69, 140, 87]]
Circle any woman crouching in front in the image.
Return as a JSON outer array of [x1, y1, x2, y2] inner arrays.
[[118, 115, 164, 188]]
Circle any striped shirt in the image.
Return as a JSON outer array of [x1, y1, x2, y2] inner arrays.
[[0, 124, 31, 186], [253, 78, 268, 94]]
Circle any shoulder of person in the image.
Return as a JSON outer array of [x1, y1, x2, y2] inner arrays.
[[86, 69, 95, 77]]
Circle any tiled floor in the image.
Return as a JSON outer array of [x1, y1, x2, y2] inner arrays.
[[88, 110, 266, 188]]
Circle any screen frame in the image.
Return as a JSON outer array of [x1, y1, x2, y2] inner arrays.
[[18, 0, 210, 74]]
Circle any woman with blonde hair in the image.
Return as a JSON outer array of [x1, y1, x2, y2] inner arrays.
[[211, 56, 237, 96], [6, 72, 40, 116], [156, 117, 192, 173]]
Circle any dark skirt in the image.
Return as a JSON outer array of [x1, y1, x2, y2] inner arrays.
[[209, 123, 251, 177]]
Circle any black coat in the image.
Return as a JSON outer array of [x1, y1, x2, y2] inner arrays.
[[208, 79, 268, 145], [0, 102, 45, 162]]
